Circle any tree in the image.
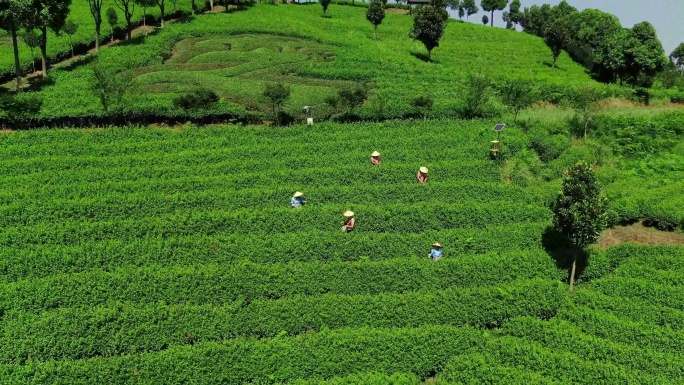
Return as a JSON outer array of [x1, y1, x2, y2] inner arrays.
[[63, 19, 78, 58], [571, 86, 600, 139], [502, 11, 512, 29], [410, 94, 433, 120], [0, 0, 30, 90], [106, 6, 118, 43], [410, 4, 446, 61], [457, 5, 465, 20], [22, 0, 72, 79], [481, 14, 488, 26], [671, 43, 684, 75], [114, 0, 135, 40], [480, 0, 507, 27], [87, 0, 104, 51], [263, 83, 290, 126], [155, 0, 166, 27], [499, 79, 535, 121], [461, 72, 494, 119], [508, 0, 522, 28], [22, 30, 40, 72], [462, 0, 477, 21], [620, 21, 667, 87], [553, 161, 608, 291], [135, 0, 154, 26], [319, 0, 330, 16], [91, 61, 131, 115], [366, 0, 385, 39], [338, 84, 367, 114], [543, 17, 568, 68]]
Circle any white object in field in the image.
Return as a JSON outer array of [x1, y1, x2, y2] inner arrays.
[[307, 117, 314, 125]]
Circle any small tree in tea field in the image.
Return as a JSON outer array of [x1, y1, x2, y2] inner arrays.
[[410, 94, 434, 120], [366, 0, 385, 39], [410, 5, 446, 61], [553, 161, 608, 291], [499, 79, 536, 121], [263, 82, 291, 126], [319, 0, 331, 16], [481, 14, 489, 25], [106, 6, 118, 42], [63, 19, 78, 58]]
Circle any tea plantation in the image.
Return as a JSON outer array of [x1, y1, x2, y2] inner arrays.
[[0, 119, 683, 383]]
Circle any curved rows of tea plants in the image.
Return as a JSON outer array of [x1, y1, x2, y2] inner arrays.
[[1, 119, 683, 383]]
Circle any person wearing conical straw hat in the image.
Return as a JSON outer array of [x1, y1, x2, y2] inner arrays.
[[417, 166, 429, 184], [370, 151, 382, 165], [291, 191, 306, 208], [341, 210, 356, 233], [428, 242, 443, 261]]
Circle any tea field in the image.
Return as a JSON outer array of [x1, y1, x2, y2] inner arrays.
[[11, 3, 616, 124], [0, 119, 682, 383]]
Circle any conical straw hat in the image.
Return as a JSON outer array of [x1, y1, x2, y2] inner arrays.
[[371, 151, 380, 157], [294, 191, 303, 198], [432, 242, 442, 248], [343, 210, 354, 217], [419, 167, 429, 174]]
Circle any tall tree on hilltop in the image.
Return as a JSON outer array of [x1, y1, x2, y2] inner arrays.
[[114, 0, 134, 40], [508, 0, 522, 28], [481, 14, 488, 25], [462, 0, 477, 21], [105, 6, 118, 42], [410, 3, 446, 61], [22, 0, 72, 79], [672, 43, 684, 75], [620, 21, 667, 87], [480, 0, 507, 27], [0, 0, 29, 90], [553, 161, 608, 291], [87, 0, 105, 51], [543, 16, 568, 68], [366, 0, 385, 39]]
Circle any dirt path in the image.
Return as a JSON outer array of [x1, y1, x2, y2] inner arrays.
[[598, 222, 684, 250]]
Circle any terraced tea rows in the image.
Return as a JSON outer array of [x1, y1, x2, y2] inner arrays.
[[1, 120, 683, 383]]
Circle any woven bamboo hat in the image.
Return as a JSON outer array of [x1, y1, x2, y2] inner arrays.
[[432, 242, 442, 248], [294, 191, 303, 198], [419, 167, 429, 174], [343, 210, 354, 217], [371, 151, 380, 157]]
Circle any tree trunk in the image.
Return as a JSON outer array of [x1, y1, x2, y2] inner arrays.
[[210, 0, 214, 9], [143, 7, 147, 26], [490, 10, 494, 26], [10, 20, 22, 91], [428, 49, 431, 62], [191, 0, 195, 15], [40, 27, 48, 79], [127, 17, 132, 40], [160, 6, 165, 27], [95, 23, 101, 51], [70, 41, 74, 58], [569, 250, 577, 291]]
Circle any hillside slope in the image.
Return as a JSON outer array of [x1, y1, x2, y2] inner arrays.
[[25, 4, 604, 121]]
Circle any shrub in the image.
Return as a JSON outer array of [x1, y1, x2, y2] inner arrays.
[[173, 88, 220, 110]]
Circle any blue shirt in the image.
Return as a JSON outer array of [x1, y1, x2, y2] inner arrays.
[[429, 248, 443, 259], [291, 197, 303, 208]]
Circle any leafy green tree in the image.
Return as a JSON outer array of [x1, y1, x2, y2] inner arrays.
[[508, 0, 522, 27], [498, 79, 535, 121], [571, 85, 600, 139], [457, 4, 465, 20], [480, 0, 507, 27], [620, 21, 667, 87], [461, 72, 494, 119], [22, 0, 72, 79], [502, 11, 512, 29], [481, 14, 488, 26], [106, 6, 118, 42], [0, 0, 30, 90], [410, 94, 433, 120], [63, 19, 78, 57], [366, 0, 385, 39], [543, 17, 568, 68], [263, 82, 291, 126], [22, 30, 40, 72], [319, 0, 330, 16], [114, 0, 135, 40], [521, 1, 575, 38], [553, 161, 608, 291], [671, 43, 684, 75], [91, 61, 131, 115], [410, 4, 446, 61], [462, 0, 477, 21], [135, 0, 154, 26], [338, 84, 367, 114], [87, 0, 105, 51]]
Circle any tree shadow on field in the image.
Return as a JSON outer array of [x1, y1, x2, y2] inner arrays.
[[118, 33, 155, 47], [542, 226, 589, 283], [410, 51, 439, 64], [61, 55, 97, 73]]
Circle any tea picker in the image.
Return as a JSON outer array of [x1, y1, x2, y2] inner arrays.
[[371, 151, 381, 165], [291, 191, 306, 208], [417, 167, 429, 184], [428, 242, 443, 261], [341, 210, 356, 233]]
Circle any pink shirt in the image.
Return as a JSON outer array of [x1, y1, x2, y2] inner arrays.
[[371, 156, 381, 165], [417, 172, 428, 184]]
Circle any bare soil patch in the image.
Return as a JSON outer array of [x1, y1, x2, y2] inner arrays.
[[598, 222, 684, 250], [387, 8, 408, 14]]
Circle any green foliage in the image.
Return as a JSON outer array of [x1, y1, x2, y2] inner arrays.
[[90, 61, 131, 114], [481, 13, 488, 25], [410, 94, 433, 118], [319, 0, 331, 15], [0, 93, 42, 127], [337, 84, 367, 113], [671, 43, 684, 74], [460, 72, 496, 119], [498, 78, 536, 120], [263, 82, 291, 124], [173, 87, 219, 110], [62, 19, 79, 56], [480, 0, 507, 26], [553, 161, 608, 249], [365, 0, 384, 36], [462, 0, 477, 20], [410, 4, 446, 60]]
